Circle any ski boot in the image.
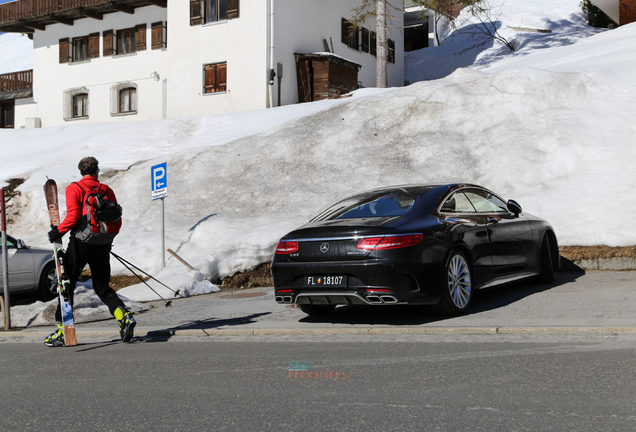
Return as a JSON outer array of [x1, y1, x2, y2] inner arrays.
[[115, 306, 136, 343], [44, 323, 65, 347]]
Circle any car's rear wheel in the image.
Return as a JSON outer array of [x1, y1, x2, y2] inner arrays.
[[435, 250, 473, 315], [298, 304, 336, 316], [538, 236, 554, 284], [38, 262, 57, 300]]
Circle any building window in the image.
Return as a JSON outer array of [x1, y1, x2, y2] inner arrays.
[[117, 28, 135, 54], [103, 25, 147, 56], [341, 18, 359, 50], [73, 93, 88, 117], [60, 34, 99, 63], [73, 36, 89, 61], [119, 87, 137, 113], [388, 39, 395, 63], [110, 82, 138, 116], [203, 63, 227, 94], [64, 87, 89, 120], [190, 0, 239, 26]]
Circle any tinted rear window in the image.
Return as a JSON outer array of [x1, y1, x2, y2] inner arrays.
[[312, 191, 417, 221]]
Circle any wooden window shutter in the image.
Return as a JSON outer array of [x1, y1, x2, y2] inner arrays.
[[88, 33, 100, 59], [190, 0, 203, 25], [135, 24, 147, 51], [361, 28, 369, 53], [151, 21, 167, 49], [227, 0, 239, 19], [217, 62, 227, 92], [59, 38, 70, 63], [341, 18, 349, 44], [204, 64, 216, 93], [370, 31, 377, 57], [103, 30, 114, 56]]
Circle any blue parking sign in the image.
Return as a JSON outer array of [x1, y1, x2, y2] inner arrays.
[[151, 162, 167, 200]]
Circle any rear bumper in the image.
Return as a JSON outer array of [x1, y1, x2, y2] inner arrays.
[[271, 259, 443, 306]]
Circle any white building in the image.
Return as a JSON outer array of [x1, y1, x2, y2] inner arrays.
[[0, 0, 404, 128]]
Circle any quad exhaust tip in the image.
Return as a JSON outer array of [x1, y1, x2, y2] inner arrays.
[[366, 295, 399, 304], [275, 295, 294, 304]]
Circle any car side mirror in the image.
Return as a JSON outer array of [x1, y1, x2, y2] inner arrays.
[[507, 200, 522, 216], [16, 239, 26, 249]]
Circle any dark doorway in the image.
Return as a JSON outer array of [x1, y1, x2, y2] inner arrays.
[[0, 100, 15, 129], [404, 12, 429, 52]]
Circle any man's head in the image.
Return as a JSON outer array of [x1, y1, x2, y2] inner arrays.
[[78, 156, 99, 177]]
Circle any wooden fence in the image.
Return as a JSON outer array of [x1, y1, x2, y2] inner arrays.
[[0, 70, 33, 92]]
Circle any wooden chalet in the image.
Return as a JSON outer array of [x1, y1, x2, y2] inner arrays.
[[0, 70, 33, 128]]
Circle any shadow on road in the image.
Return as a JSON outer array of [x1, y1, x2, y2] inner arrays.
[[300, 270, 585, 326], [138, 312, 272, 343]]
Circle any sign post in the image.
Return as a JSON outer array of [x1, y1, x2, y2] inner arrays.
[[1, 188, 10, 330], [151, 163, 168, 269]]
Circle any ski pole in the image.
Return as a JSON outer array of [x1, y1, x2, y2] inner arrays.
[[111, 253, 172, 308], [110, 251, 180, 297]]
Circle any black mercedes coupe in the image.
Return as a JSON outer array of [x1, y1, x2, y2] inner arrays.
[[271, 183, 559, 316]]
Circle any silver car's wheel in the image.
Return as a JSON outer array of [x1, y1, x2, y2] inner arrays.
[[38, 262, 57, 299], [435, 250, 473, 315]]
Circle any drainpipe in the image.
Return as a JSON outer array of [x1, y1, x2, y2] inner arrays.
[[267, 0, 275, 108]]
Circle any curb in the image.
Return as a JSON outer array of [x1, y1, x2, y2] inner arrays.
[[3, 326, 636, 338]]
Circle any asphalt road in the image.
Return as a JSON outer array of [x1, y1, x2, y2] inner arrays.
[[1, 334, 636, 431]]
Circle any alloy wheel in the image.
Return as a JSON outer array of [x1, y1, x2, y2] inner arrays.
[[447, 253, 472, 309]]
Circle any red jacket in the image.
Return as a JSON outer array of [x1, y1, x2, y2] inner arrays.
[[58, 176, 122, 236]]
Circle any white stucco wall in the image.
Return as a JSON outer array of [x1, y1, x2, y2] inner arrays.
[[166, 0, 269, 118], [32, 5, 168, 127], [14, 97, 38, 128]]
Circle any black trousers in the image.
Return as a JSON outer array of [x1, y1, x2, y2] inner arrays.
[[55, 237, 126, 323]]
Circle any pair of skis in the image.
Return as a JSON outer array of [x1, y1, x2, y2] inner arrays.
[[44, 179, 77, 346]]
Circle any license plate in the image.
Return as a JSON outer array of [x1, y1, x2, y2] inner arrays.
[[303, 276, 347, 287]]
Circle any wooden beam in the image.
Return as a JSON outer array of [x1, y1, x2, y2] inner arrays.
[[78, 8, 104, 20], [19, 20, 46, 31], [110, 2, 135, 14], [0, 26, 35, 34], [48, 14, 74, 26], [147, 0, 167, 7]]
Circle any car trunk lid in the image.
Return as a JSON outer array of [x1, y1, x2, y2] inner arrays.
[[282, 216, 410, 262]]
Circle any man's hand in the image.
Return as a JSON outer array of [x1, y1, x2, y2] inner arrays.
[[48, 225, 63, 243]]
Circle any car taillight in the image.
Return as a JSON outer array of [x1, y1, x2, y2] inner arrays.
[[275, 241, 298, 254], [357, 234, 423, 251]]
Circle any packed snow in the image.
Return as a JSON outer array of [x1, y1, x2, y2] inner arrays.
[[0, 32, 32, 74], [1, 0, 635, 327]]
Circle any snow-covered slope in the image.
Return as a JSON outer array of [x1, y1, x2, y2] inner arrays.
[[0, 32, 32, 74], [1, 1, 634, 305], [405, 0, 604, 82]]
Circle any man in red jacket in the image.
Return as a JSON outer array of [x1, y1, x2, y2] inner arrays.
[[44, 156, 135, 346]]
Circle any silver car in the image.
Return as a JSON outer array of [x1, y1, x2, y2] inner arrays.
[[0, 235, 56, 298]]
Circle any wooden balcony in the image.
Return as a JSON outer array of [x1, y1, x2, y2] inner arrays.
[[0, 0, 166, 33], [0, 70, 33, 100]]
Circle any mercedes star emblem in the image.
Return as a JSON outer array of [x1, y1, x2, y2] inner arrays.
[[320, 242, 330, 253]]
